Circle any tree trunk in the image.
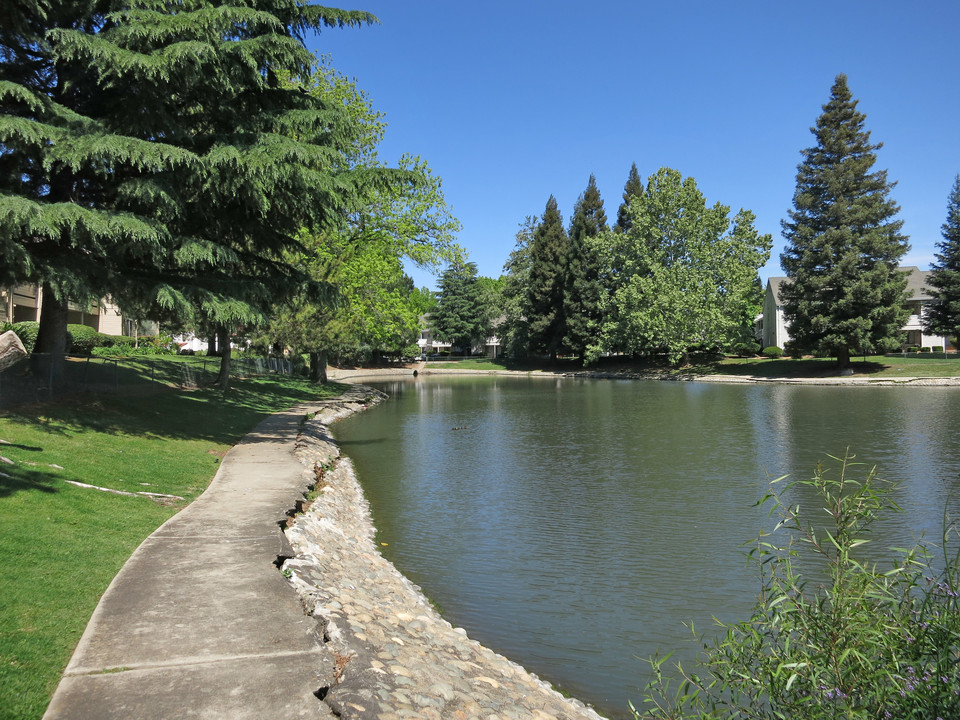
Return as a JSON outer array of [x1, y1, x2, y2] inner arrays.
[[34, 285, 69, 355], [837, 346, 851, 370], [214, 325, 232, 390], [309, 350, 327, 384], [207, 334, 217, 356]]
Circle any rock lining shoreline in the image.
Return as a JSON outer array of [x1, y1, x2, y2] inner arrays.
[[282, 385, 607, 720]]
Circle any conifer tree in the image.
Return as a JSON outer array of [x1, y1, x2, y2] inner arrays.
[[526, 195, 570, 358], [499, 216, 537, 357], [780, 74, 909, 368], [923, 175, 960, 341], [564, 174, 607, 364], [1, 1, 402, 387], [432, 258, 484, 354], [615, 162, 644, 233], [0, 1, 194, 357]]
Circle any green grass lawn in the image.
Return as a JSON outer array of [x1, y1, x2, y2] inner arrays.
[[426, 353, 960, 379], [0, 369, 346, 720]]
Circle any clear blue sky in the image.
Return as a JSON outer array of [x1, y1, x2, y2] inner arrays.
[[307, 1, 960, 291]]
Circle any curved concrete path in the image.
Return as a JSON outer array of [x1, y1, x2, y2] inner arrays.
[[41, 394, 359, 720]]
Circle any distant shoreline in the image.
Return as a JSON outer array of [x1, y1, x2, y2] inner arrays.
[[326, 364, 960, 387]]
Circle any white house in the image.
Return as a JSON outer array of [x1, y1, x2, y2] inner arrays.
[[760, 267, 950, 351], [416, 316, 502, 358]]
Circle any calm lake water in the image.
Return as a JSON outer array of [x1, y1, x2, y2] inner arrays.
[[332, 376, 960, 719]]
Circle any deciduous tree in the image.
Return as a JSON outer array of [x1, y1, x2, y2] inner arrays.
[[591, 167, 771, 366], [780, 74, 910, 368]]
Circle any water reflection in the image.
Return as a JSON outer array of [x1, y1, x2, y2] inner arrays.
[[333, 377, 960, 719]]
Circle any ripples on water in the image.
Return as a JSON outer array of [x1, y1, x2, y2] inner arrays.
[[333, 376, 960, 719]]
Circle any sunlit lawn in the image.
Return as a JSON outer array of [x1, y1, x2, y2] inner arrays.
[[0, 368, 346, 720], [426, 354, 960, 378]]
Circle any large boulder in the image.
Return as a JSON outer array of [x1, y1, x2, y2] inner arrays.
[[0, 330, 27, 372]]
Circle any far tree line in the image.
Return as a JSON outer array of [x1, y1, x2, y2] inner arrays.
[[431, 74, 960, 370]]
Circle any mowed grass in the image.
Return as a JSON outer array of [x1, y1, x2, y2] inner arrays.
[[426, 353, 960, 378], [0, 371, 346, 720]]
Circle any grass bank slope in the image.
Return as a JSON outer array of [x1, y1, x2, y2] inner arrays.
[[0, 371, 345, 720]]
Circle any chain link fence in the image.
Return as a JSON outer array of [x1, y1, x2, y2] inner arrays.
[[0, 354, 296, 409]]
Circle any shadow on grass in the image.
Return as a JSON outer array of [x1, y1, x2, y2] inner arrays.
[[1, 376, 345, 446], [0, 466, 60, 498], [709, 358, 886, 378]]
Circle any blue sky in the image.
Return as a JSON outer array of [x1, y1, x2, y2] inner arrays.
[[308, 1, 960, 290]]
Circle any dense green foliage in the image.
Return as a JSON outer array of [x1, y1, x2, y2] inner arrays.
[[923, 175, 960, 341], [431, 258, 486, 353], [590, 168, 771, 365], [564, 175, 608, 363], [780, 75, 910, 368], [1, 0, 425, 385], [0, 321, 40, 352], [498, 216, 537, 358], [526, 196, 570, 358], [496, 165, 767, 365], [638, 452, 960, 719], [260, 65, 460, 371]]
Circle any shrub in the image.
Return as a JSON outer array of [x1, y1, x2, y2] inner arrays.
[[638, 453, 960, 720], [109, 335, 136, 348], [402, 343, 421, 359], [908, 346, 920, 353], [933, 346, 945, 353], [8, 321, 40, 352], [761, 345, 782, 358], [921, 346, 932, 353], [783, 341, 804, 359], [66, 324, 103, 355], [731, 341, 760, 358], [136, 334, 179, 355]]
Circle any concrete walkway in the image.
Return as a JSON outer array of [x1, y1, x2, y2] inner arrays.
[[41, 395, 356, 720]]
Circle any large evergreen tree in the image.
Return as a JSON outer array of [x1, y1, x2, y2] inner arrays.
[[1, 1, 404, 387], [526, 195, 569, 358], [432, 257, 484, 354], [564, 174, 607, 363], [0, 0, 194, 357], [923, 175, 960, 342], [780, 74, 910, 368], [499, 216, 537, 357]]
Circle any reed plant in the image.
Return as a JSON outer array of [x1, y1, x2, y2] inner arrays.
[[637, 452, 960, 719]]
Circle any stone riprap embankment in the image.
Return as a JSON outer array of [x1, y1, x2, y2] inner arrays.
[[284, 388, 608, 720]]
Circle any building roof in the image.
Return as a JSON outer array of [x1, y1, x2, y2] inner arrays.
[[767, 266, 932, 304]]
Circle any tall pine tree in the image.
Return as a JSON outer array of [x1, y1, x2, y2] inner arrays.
[[526, 195, 569, 358], [615, 162, 644, 234], [923, 175, 960, 341], [564, 174, 607, 363], [780, 74, 909, 368], [432, 257, 484, 354]]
